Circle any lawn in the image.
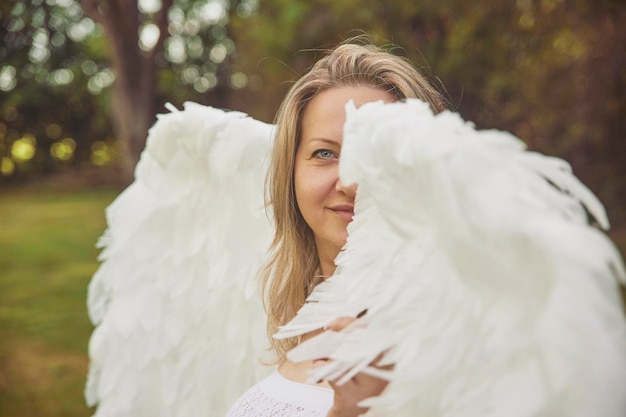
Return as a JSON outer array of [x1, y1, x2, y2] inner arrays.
[[0, 187, 120, 417]]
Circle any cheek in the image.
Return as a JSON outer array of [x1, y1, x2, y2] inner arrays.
[[294, 168, 320, 211], [294, 166, 333, 219]]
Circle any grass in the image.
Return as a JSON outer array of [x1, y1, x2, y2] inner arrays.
[[0, 187, 120, 417]]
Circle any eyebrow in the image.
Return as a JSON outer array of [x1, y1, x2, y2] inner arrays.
[[305, 137, 341, 146]]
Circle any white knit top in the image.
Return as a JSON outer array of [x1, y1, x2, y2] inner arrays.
[[226, 369, 334, 417]]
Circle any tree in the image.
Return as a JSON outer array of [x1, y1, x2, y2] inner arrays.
[[79, 0, 173, 181], [0, 0, 115, 181], [1, 0, 252, 184]]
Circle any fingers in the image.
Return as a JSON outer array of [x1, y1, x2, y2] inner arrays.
[[312, 357, 330, 367], [325, 316, 357, 332], [325, 368, 390, 417]]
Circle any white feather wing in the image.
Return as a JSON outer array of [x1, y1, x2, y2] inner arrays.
[[86, 102, 275, 417], [277, 99, 626, 417]]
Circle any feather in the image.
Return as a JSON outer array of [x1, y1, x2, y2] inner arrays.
[[277, 99, 626, 417], [86, 103, 275, 417]]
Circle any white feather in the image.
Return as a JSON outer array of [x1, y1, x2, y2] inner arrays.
[[86, 103, 275, 417], [278, 99, 626, 417]]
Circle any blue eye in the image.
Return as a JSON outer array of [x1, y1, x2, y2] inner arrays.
[[313, 149, 336, 159]]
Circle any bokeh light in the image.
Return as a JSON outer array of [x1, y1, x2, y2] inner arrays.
[[193, 72, 217, 92], [87, 68, 116, 94], [11, 134, 37, 162], [166, 36, 187, 64], [139, 23, 161, 51], [46, 124, 63, 139], [0, 66, 17, 92], [230, 72, 248, 89], [182, 65, 200, 83], [139, 0, 163, 14], [81, 60, 98, 76], [197, 0, 227, 25], [209, 43, 227, 63], [1, 157, 15, 176], [67, 18, 96, 42], [90, 141, 114, 166], [236, 0, 259, 19], [29, 28, 51, 63], [48, 68, 75, 86], [50, 137, 76, 161]]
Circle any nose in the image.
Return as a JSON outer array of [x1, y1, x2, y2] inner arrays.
[[336, 178, 357, 198]]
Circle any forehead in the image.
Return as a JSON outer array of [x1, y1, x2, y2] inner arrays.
[[300, 86, 395, 142]]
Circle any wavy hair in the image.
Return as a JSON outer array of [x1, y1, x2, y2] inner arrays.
[[260, 40, 446, 362]]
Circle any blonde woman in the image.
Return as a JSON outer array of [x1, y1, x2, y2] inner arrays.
[[226, 41, 446, 417]]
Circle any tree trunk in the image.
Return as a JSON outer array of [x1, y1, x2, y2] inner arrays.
[[79, 0, 172, 184]]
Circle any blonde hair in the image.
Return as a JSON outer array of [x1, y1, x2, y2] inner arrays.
[[261, 41, 446, 362]]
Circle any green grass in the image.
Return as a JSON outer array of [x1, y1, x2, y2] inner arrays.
[[0, 187, 119, 417]]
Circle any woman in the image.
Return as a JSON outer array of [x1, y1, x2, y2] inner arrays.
[[227, 41, 446, 417]]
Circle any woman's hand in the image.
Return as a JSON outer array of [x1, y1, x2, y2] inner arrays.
[[321, 317, 390, 417]]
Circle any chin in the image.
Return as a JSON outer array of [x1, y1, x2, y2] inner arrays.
[[333, 235, 349, 251]]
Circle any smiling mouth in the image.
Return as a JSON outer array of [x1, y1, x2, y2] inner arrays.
[[330, 207, 354, 221]]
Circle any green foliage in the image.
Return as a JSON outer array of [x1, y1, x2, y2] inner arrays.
[[0, 0, 114, 181], [0, 0, 253, 182], [0, 187, 119, 417]]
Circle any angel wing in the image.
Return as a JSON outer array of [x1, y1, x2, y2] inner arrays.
[[85, 102, 275, 417], [277, 99, 626, 417]]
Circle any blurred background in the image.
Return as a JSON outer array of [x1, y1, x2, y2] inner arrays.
[[1, 0, 624, 415]]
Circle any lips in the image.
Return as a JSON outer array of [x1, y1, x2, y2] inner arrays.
[[330, 204, 355, 221]]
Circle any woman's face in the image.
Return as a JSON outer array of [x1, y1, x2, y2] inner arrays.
[[294, 85, 395, 272]]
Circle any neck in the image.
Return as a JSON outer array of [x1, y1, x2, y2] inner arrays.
[[315, 239, 340, 277], [319, 257, 336, 278]]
